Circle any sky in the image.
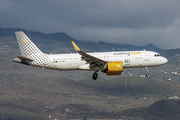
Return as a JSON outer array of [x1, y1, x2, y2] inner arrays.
[[0, 0, 180, 49]]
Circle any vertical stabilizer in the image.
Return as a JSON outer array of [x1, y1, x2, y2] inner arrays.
[[15, 31, 43, 58], [14, 31, 56, 69]]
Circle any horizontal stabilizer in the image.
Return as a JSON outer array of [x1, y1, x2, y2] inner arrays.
[[17, 56, 34, 61]]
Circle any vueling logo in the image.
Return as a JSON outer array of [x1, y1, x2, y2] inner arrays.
[[131, 52, 141, 55]]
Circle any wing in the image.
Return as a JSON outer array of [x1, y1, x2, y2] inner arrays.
[[71, 41, 107, 68]]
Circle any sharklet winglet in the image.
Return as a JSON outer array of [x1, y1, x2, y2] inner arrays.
[[71, 41, 80, 51]]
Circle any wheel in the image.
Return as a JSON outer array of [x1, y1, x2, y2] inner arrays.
[[92, 73, 98, 80], [146, 73, 149, 77]]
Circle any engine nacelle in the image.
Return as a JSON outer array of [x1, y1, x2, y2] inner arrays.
[[104, 61, 123, 75]]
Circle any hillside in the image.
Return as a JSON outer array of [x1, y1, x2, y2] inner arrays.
[[147, 100, 180, 120], [1, 74, 180, 119]]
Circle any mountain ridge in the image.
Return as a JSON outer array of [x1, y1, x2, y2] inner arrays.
[[0, 28, 162, 53]]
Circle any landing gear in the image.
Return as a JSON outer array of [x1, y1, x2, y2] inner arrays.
[[146, 73, 149, 77], [92, 66, 99, 80], [92, 72, 98, 80], [145, 67, 149, 77]]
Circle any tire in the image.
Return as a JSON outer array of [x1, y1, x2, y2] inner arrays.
[[146, 73, 149, 77], [92, 73, 98, 80]]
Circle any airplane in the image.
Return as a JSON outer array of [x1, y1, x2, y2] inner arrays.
[[13, 31, 168, 80]]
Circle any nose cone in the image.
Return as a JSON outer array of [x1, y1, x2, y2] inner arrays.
[[162, 57, 168, 65]]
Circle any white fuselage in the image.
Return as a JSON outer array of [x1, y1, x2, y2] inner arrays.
[[44, 50, 167, 71]]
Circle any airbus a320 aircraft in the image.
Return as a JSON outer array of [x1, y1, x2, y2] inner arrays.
[[13, 31, 168, 80]]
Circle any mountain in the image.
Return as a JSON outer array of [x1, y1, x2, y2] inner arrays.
[[0, 28, 162, 53], [161, 48, 180, 59]]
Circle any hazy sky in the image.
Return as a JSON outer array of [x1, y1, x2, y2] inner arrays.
[[1, 0, 180, 49]]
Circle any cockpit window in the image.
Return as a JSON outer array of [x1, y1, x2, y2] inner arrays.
[[154, 54, 160, 57]]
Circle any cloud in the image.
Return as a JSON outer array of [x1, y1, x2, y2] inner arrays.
[[0, 0, 180, 49]]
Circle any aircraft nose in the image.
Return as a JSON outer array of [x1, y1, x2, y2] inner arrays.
[[162, 57, 168, 64]]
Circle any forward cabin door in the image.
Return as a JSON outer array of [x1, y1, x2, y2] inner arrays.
[[145, 52, 150, 61]]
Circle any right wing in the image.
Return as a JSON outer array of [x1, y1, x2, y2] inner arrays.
[[71, 41, 107, 68]]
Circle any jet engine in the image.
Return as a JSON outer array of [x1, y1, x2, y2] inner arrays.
[[102, 61, 123, 75]]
